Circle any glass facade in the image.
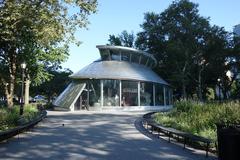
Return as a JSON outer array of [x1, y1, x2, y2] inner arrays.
[[103, 80, 120, 106], [155, 84, 164, 106], [110, 50, 121, 61], [131, 54, 140, 64], [88, 80, 101, 107], [56, 46, 173, 111], [121, 81, 138, 106], [101, 49, 110, 60], [74, 79, 172, 109], [140, 82, 153, 106], [121, 52, 130, 62]]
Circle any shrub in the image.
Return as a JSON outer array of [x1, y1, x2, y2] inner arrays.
[[0, 104, 39, 131], [154, 100, 240, 141]]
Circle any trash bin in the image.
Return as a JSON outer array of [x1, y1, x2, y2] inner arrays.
[[217, 124, 240, 160]]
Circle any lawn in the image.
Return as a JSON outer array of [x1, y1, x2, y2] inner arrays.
[[154, 100, 240, 141], [0, 104, 39, 131]]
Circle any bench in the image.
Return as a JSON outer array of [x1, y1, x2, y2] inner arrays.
[[142, 112, 216, 157]]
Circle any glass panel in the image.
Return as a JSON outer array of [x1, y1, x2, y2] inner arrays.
[[131, 53, 140, 64], [103, 80, 120, 106], [110, 50, 121, 61], [140, 82, 153, 106], [165, 87, 170, 105], [169, 89, 173, 105], [140, 56, 148, 66], [122, 81, 138, 106], [155, 84, 164, 106], [121, 52, 130, 62], [101, 49, 110, 60], [89, 80, 101, 107]]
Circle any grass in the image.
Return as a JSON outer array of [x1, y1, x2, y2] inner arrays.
[[0, 104, 39, 131], [154, 100, 240, 141]]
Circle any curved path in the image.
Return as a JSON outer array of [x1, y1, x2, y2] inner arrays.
[[0, 111, 216, 160]]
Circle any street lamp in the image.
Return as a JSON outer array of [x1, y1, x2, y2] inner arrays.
[[20, 62, 26, 115]]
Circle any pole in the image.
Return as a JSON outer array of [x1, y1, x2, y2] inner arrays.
[[20, 68, 24, 115], [218, 83, 221, 103]]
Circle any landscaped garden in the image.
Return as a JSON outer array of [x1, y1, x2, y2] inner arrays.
[[154, 100, 240, 141], [0, 105, 39, 131]]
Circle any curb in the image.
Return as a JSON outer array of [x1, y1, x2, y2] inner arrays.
[[0, 110, 47, 142]]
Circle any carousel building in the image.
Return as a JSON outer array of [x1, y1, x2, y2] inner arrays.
[[53, 45, 173, 111]]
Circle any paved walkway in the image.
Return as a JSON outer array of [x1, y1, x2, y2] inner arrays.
[[0, 111, 217, 160]]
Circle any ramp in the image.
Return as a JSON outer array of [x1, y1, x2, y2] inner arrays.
[[53, 82, 86, 110]]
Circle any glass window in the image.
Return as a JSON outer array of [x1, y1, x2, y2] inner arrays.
[[155, 84, 164, 106], [165, 86, 169, 105], [169, 89, 173, 105], [122, 81, 138, 106], [140, 56, 148, 66], [101, 49, 110, 60], [103, 80, 120, 106], [140, 82, 153, 106], [110, 50, 121, 61], [121, 52, 130, 62], [89, 80, 101, 107], [131, 54, 140, 64]]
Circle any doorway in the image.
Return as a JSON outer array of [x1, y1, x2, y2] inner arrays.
[[74, 90, 88, 110]]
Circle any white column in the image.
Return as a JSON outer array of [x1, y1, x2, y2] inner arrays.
[[100, 80, 103, 107], [138, 82, 140, 106], [119, 80, 122, 107]]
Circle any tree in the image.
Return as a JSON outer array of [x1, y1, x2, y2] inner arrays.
[[0, 0, 97, 107], [108, 30, 135, 47], [135, 0, 232, 101], [31, 68, 73, 103]]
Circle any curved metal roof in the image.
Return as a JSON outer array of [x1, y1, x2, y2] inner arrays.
[[97, 45, 157, 68], [70, 61, 169, 85]]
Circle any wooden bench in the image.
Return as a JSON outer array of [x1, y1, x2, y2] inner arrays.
[[143, 112, 216, 157]]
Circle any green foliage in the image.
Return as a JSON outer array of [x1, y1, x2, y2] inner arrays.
[[108, 30, 135, 47], [154, 100, 240, 141], [135, 0, 237, 100], [31, 68, 72, 102], [0, 0, 97, 107], [0, 105, 39, 131]]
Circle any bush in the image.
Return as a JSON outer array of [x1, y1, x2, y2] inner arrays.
[[0, 104, 39, 131], [154, 100, 240, 141]]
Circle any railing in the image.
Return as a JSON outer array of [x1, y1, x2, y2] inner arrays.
[[142, 112, 216, 157], [0, 110, 47, 142]]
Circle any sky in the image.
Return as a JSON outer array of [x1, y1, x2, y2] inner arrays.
[[62, 0, 240, 72]]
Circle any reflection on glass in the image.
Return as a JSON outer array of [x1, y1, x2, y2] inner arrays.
[[169, 89, 173, 105], [103, 80, 120, 106], [140, 82, 153, 106], [131, 54, 140, 64], [121, 52, 130, 61], [101, 49, 110, 60], [89, 80, 101, 107], [155, 84, 164, 105], [165, 87, 169, 105], [140, 56, 148, 66], [122, 81, 138, 106], [110, 50, 121, 61]]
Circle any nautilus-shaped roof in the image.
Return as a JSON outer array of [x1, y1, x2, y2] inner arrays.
[[70, 45, 168, 85]]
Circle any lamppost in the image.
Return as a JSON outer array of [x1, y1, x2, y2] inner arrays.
[[20, 62, 26, 115], [217, 78, 221, 102]]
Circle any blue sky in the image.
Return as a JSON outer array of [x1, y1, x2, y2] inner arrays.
[[62, 0, 240, 72]]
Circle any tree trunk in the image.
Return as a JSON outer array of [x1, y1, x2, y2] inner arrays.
[[5, 49, 17, 108], [24, 78, 30, 105], [182, 83, 187, 100]]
